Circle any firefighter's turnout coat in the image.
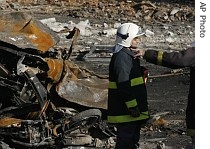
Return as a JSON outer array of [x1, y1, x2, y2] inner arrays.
[[107, 48, 150, 124], [144, 47, 195, 137]]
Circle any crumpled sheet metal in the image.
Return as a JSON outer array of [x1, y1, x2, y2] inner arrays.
[[0, 117, 22, 127], [0, 12, 59, 52], [56, 61, 108, 109], [45, 58, 64, 83]]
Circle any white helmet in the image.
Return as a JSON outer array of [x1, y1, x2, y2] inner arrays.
[[115, 23, 144, 47]]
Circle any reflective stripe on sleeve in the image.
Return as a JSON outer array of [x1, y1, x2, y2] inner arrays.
[[108, 77, 144, 89], [157, 51, 163, 65], [108, 81, 117, 89], [131, 77, 144, 86]]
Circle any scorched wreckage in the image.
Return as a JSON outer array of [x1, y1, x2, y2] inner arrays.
[[0, 12, 115, 148]]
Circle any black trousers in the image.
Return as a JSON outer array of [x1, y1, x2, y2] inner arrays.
[[186, 96, 195, 136], [115, 122, 141, 149]]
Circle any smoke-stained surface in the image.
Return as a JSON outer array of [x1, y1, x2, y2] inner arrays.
[[0, 0, 194, 148]]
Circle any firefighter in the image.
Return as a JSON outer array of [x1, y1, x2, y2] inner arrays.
[[107, 23, 150, 149], [138, 43, 195, 149]]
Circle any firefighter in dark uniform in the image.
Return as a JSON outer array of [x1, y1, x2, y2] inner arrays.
[[107, 23, 150, 149], [138, 43, 195, 149]]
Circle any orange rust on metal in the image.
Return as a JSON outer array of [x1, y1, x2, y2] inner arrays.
[[26, 111, 41, 119], [64, 60, 79, 81], [152, 118, 168, 126], [26, 100, 50, 119], [53, 124, 61, 136], [52, 119, 70, 136], [0, 12, 58, 52], [46, 58, 64, 83], [70, 67, 79, 78], [0, 117, 22, 127], [19, 20, 56, 52], [0, 17, 28, 33], [40, 100, 50, 117]]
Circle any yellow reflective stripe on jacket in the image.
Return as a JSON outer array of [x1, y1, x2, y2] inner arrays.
[[125, 99, 137, 108], [187, 129, 195, 137], [108, 77, 144, 89], [108, 81, 117, 89], [131, 77, 144, 86], [107, 111, 149, 123], [157, 51, 163, 65]]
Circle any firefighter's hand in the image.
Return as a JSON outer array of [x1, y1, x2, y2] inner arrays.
[[128, 106, 140, 117]]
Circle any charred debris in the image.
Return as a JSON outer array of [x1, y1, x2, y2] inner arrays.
[[0, 12, 115, 149]]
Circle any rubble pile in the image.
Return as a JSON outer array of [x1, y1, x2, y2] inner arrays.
[[1, 0, 194, 23], [0, 0, 195, 51]]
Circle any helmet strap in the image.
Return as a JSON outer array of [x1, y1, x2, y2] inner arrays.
[[117, 32, 129, 39]]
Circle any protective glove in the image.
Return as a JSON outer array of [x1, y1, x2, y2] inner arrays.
[[128, 106, 140, 117]]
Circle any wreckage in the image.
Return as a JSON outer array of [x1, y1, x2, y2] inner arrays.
[[0, 12, 115, 148]]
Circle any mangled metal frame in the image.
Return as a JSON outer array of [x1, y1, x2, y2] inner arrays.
[[0, 12, 115, 148]]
